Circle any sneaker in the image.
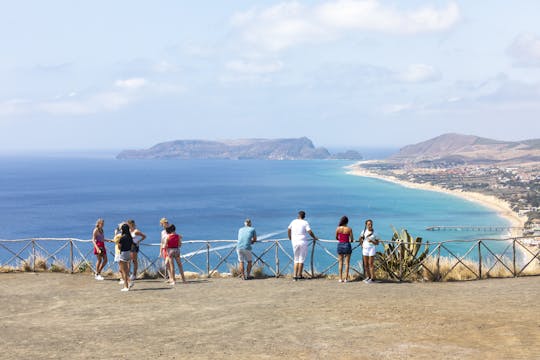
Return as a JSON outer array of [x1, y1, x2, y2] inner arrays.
[[120, 287, 129, 292], [118, 279, 125, 285], [366, 279, 373, 284], [363, 278, 371, 283], [338, 279, 343, 283], [95, 275, 104, 281], [129, 274, 136, 281], [343, 279, 348, 283], [293, 277, 298, 282]]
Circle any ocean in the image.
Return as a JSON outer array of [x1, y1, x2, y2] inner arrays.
[[0, 156, 510, 272]]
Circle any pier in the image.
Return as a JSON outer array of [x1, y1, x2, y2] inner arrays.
[[425, 225, 522, 232]]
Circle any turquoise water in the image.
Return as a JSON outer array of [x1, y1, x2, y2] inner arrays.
[[0, 157, 509, 269]]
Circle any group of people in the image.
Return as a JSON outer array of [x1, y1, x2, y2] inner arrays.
[[91, 217, 185, 291], [92, 211, 381, 291], [236, 210, 380, 283]]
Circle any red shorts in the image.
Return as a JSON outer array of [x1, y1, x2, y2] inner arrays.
[[94, 242, 106, 255]]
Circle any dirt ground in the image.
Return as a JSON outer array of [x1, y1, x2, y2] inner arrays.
[[0, 273, 539, 359]]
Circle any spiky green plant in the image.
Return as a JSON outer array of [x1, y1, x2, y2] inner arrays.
[[375, 226, 429, 281]]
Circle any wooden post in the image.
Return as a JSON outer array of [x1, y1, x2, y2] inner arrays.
[[275, 241, 280, 278], [206, 242, 211, 278], [32, 239, 36, 272], [310, 239, 316, 278], [399, 242, 404, 282], [436, 245, 441, 282], [512, 240, 516, 277], [70, 240, 74, 274], [478, 241, 482, 280]]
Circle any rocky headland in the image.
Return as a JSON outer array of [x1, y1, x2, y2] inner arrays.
[[117, 137, 362, 160]]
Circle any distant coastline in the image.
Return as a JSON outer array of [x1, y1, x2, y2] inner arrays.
[[346, 161, 527, 235]]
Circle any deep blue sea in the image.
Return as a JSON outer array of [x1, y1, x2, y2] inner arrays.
[[0, 156, 511, 272]]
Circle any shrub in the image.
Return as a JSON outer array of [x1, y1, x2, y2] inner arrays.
[[375, 227, 429, 281]]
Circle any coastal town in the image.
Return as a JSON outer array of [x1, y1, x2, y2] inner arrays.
[[352, 133, 540, 240], [359, 161, 540, 229]]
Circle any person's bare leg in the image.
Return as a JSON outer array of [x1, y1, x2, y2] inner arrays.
[[170, 257, 176, 283], [338, 254, 344, 281], [369, 256, 375, 281], [344, 254, 351, 281], [246, 261, 252, 278], [363, 256, 369, 279], [175, 256, 186, 283], [120, 262, 129, 289], [132, 252, 138, 278], [298, 263, 304, 278], [95, 256, 101, 275], [238, 261, 245, 279]]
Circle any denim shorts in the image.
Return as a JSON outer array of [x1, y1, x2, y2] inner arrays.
[[337, 242, 352, 255], [118, 251, 131, 262]]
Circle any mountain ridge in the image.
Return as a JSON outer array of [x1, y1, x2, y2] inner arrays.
[[117, 137, 363, 160], [389, 133, 540, 164]]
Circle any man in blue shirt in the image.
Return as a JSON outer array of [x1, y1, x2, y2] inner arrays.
[[237, 218, 257, 280]]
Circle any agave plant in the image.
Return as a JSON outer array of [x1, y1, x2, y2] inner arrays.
[[375, 226, 429, 281]]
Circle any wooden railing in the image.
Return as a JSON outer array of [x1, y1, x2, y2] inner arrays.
[[0, 237, 539, 281]]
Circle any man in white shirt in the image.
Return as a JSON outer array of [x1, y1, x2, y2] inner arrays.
[[288, 210, 318, 281]]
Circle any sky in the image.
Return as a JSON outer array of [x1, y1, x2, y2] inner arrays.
[[1, 0, 540, 152]]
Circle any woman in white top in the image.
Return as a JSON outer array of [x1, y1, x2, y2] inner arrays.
[[359, 219, 380, 283], [127, 219, 146, 281], [159, 217, 170, 280]]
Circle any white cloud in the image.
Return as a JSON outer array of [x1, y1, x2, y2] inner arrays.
[[0, 74, 186, 117], [115, 77, 147, 90], [152, 61, 179, 73], [226, 60, 284, 74], [381, 103, 415, 114], [396, 64, 441, 83], [232, 0, 460, 52], [383, 74, 540, 117], [232, 3, 331, 52], [507, 33, 540, 67], [0, 99, 31, 116], [38, 91, 135, 115], [317, 0, 459, 33]]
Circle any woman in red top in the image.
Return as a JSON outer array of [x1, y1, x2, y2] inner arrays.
[[164, 224, 186, 285], [335, 216, 354, 283], [92, 218, 111, 281]]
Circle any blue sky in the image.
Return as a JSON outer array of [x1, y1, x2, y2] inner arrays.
[[1, 0, 540, 152]]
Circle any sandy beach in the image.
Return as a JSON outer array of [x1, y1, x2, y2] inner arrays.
[[1, 272, 539, 359], [346, 161, 527, 234]]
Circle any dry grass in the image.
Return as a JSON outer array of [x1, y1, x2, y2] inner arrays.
[[0, 265, 17, 273], [227, 264, 267, 279], [420, 256, 537, 281], [49, 261, 68, 273]]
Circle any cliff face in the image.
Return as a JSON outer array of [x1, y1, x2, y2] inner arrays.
[[117, 137, 362, 160], [389, 133, 540, 164]]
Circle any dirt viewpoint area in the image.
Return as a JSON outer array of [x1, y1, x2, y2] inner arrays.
[[0, 274, 539, 360]]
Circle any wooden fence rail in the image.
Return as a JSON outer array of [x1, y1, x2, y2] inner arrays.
[[0, 237, 539, 281]]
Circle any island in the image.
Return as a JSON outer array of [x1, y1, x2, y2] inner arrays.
[[117, 137, 363, 161]]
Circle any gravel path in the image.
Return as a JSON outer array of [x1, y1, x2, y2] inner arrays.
[[0, 273, 539, 359]]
